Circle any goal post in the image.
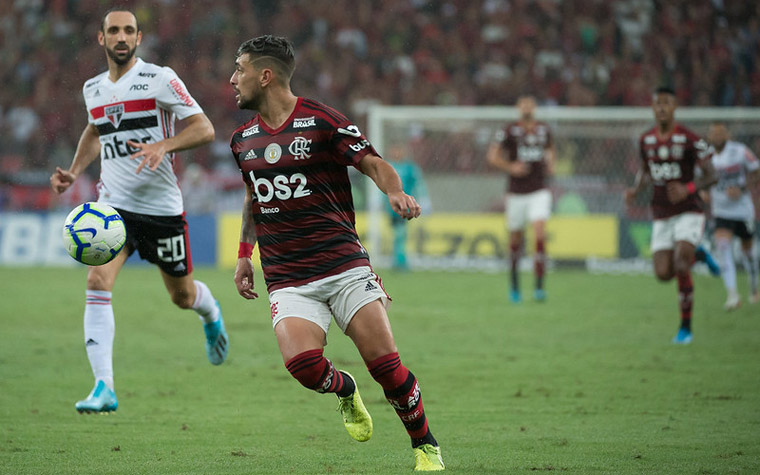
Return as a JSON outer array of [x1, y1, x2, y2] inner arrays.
[[364, 105, 760, 271]]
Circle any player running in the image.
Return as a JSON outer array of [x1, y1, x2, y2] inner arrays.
[[50, 8, 228, 413], [230, 36, 444, 471], [486, 95, 555, 303], [706, 122, 760, 309], [624, 86, 717, 345]]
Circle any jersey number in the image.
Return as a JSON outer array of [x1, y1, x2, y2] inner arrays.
[[157, 235, 186, 262], [248, 171, 311, 203], [649, 162, 682, 181]]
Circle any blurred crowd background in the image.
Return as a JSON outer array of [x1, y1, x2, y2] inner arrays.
[[1, 0, 759, 212]]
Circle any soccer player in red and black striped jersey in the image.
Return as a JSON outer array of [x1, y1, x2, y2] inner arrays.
[[624, 86, 717, 344], [229, 36, 444, 471]]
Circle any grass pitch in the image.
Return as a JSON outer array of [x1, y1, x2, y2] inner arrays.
[[1, 266, 759, 474]]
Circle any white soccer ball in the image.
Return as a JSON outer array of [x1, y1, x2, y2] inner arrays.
[[62, 202, 127, 266]]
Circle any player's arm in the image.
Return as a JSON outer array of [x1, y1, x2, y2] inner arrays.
[[486, 142, 529, 177], [50, 123, 101, 194], [624, 162, 651, 208], [234, 185, 259, 300], [667, 150, 718, 204], [544, 143, 556, 176], [128, 112, 215, 174], [358, 153, 421, 220]]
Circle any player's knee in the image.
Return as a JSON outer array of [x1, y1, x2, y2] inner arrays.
[[285, 349, 328, 391], [169, 288, 194, 309], [654, 267, 673, 281], [86, 272, 112, 291]]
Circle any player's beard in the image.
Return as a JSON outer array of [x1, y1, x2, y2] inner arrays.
[[237, 88, 262, 111], [106, 42, 136, 66]]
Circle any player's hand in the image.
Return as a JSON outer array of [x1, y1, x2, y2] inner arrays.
[[623, 188, 637, 208], [234, 257, 259, 300], [50, 167, 77, 194], [388, 191, 422, 220], [128, 140, 168, 174], [666, 181, 689, 204], [726, 186, 742, 200], [509, 162, 530, 177]]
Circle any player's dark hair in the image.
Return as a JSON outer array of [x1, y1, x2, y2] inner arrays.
[[101, 6, 139, 32], [654, 85, 676, 96], [236, 35, 296, 82]]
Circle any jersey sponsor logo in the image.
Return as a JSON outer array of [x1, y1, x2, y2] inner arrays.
[[168, 78, 194, 106], [260, 206, 280, 214], [337, 124, 362, 137], [130, 83, 149, 91], [138, 71, 156, 78], [293, 116, 316, 128], [243, 149, 257, 161], [104, 104, 125, 129], [349, 139, 371, 153], [264, 143, 282, 164], [672, 134, 687, 144], [102, 135, 150, 160], [644, 135, 657, 145], [248, 171, 311, 203], [242, 124, 259, 137], [657, 145, 669, 160], [288, 136, 312, 160], [649, 161, 682, 181]]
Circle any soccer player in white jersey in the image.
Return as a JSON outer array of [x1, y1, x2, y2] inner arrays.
[[706, 122, 760, 309], [49, 8, 228, 413]]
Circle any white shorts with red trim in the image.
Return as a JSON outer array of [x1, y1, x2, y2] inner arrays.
[[268, 266, 391, 334], [651, 212, 705, 252]]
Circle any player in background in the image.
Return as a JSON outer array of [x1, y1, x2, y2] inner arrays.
[[705, 122, 760, 309], [230, 36, 444, 471], [49, 8, 228, 413], [624, 86, 717, 344], [385, 141, 430, 271], [486, 95, 555, 303]]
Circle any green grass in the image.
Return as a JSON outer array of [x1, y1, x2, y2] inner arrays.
[[1, 266, 759, 474]]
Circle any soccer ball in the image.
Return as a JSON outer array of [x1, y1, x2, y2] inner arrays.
[[62, 202, 127, 266]]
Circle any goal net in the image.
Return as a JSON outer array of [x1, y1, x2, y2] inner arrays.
[[360, 105, 760, 271]]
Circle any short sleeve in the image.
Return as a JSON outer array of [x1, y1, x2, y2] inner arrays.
[[328, 116, 379, 167], [156, 67, 204, 120]]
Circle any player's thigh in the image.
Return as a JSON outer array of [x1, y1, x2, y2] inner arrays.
[[506, 193, 528, 231], [269, 287, 333, 361], [345, 300, 398, 364], [527, 189, 552, 226], [274, 317, 328, 363], [86, 247, 129, 291]]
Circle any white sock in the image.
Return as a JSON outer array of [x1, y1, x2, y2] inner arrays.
[[740, 248, 759, 295], [84, 290, 115, 390], [717, 239, 737, 295], [192, 280, 219, 324]]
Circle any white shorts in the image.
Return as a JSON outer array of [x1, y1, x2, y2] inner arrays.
[[651, 212, 706, 252], [268, 266, 391, 334], [506, 189, 552, 231]]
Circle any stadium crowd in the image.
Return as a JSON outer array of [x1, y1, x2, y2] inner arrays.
[[1, 0, 759, 211]]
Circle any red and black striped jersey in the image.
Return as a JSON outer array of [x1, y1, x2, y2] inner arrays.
[[639, 123, 711, 219], [230, 97, 378, 292], [495, 121, 553, 194]]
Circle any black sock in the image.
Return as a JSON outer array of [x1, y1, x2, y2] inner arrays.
[[336, 371, 355, 398], [411, 430, 438, 448]]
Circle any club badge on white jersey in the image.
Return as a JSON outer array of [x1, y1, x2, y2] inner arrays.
[[83, 58, 204, 216]]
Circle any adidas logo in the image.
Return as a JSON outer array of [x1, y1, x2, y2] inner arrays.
[[364, 281, 376, 292], [173, 262, 187, 272], [86, 338, 98, 347], [243, 149, 257, 160]]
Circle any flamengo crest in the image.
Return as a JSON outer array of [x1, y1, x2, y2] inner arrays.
[[289, 136, 312, 160]]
